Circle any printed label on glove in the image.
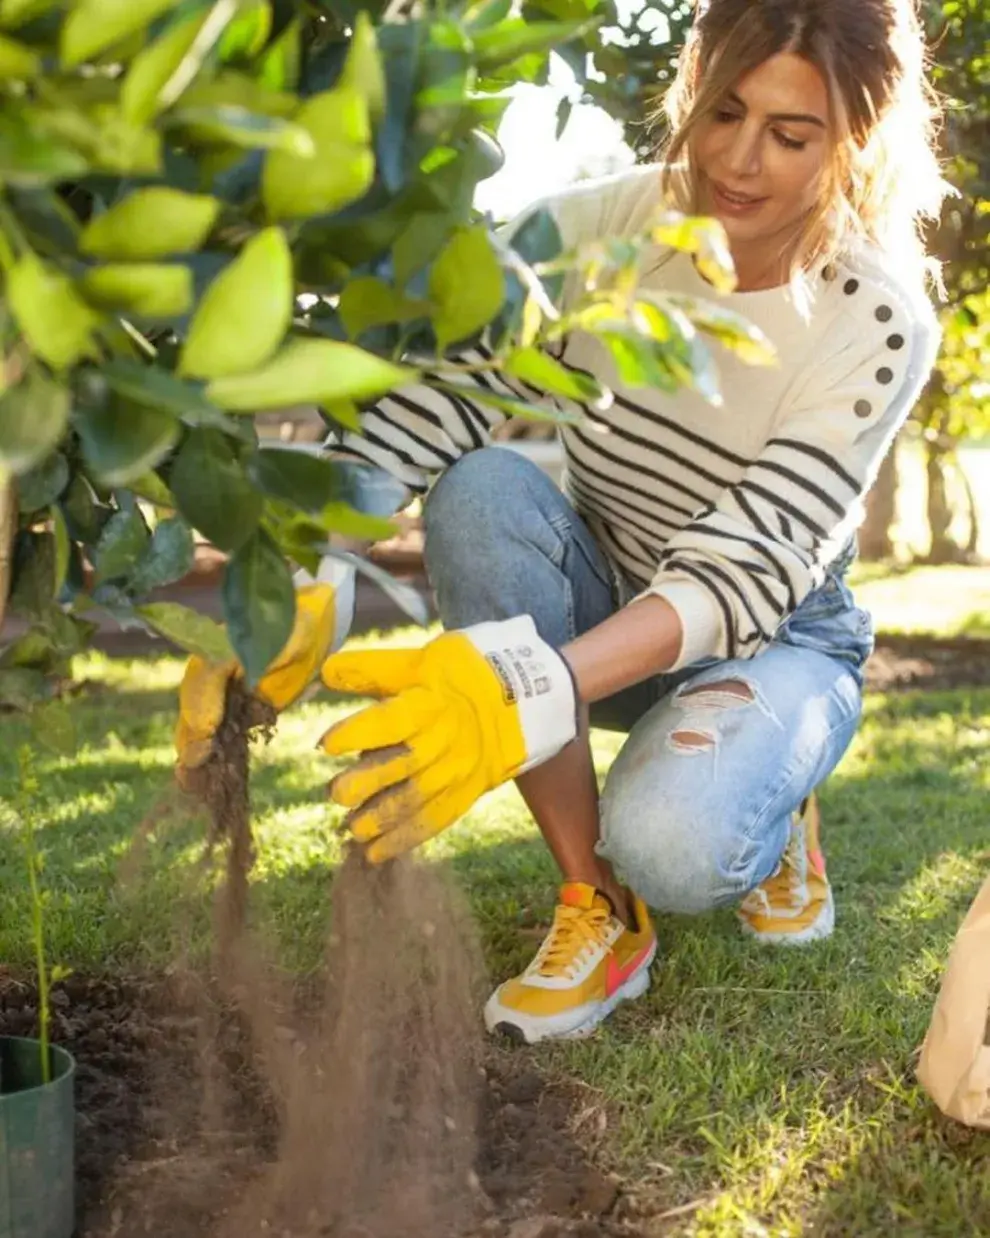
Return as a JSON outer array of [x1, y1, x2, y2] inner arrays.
[[465, 615, 577, 773], [485, 642, 555, 706]]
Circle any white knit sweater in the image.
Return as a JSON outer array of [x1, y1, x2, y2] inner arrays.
[[332, 165, 941, 670]]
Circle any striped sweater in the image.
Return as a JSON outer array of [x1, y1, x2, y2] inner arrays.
[[329, 165, 941, 670]]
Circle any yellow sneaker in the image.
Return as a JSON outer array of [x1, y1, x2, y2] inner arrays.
[[484, 882, 657, 1044], [737, 793, 835, 945]]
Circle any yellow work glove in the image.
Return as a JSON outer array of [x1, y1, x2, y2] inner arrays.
[[175, 557, 355, 779], [320, 615, 579, 863]]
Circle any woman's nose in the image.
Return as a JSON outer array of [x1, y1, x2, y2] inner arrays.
[[723, 123, 763, 177]]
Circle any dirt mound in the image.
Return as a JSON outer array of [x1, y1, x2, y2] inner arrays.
[[865, 635, 990, 693], [0, 973, 643, 1238]]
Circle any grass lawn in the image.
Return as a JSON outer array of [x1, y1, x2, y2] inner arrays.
[[2, 608, 990, 1234]]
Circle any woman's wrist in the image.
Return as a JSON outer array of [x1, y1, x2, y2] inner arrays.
[[561, 595, 684, 705]]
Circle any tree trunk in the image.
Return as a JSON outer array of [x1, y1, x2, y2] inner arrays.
[[960, 465, 981, 558], [859, 446, 898, 560], [925, 440, 963, 564], [0, 477, 16, 635]]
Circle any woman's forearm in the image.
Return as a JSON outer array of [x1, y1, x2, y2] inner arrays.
[[561, 595, 684, 704]]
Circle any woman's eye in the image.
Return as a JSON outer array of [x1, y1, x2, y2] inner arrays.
[[774, 130, 807, 151], [714, 109, 740, 123]]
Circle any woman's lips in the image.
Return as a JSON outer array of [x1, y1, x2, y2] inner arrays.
[[712, 181, 768, 216]]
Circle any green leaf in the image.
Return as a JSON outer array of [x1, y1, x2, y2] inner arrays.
[[0, 629, 54, 669], [17, 452, 69, 513], [206, 338, 414, 411], [247, 448, 346, 513], [222, 528, 295, 684], [393, 212, 454, 288], [178, 226, 293, 380], [430, 379, 580, 426], [93, 508, 150, 585], [136, 600, 233, 661], [0, 372, 70, 474], [472, 18, 593, 69], [100, 358, 243, 436], [0, 667, 50, 709], [59, 474, 110, 544], [128, 470, 174, 506], [0, 112, 89, 188], [256, 17, 301, 91], [169, 426, 261, 551], [52, 505, 70, 595], [664, 293, 778, 368], [555, 95, 572, 140], [330, 549, 429, 627], [503, 346, 607, 405], [79, 263, 193, 318], [59, 0, 180, 67], [45, 606, 97, 658], [169, 105, 315, 154], [7, 253, 99, 369], [598, 327, 679, 392], [128, 515, 194, 595], [429, 226, 505, 349], [0, 33, 39, 79], [120, 10, 212, 123], [262, 84, 373, 220], [217, 0, 270, 61], [338, 276, 428, 339], [338, 11, 385, 120], [31, 698, 76, 755], [318, 502, 395, 541], [76, 397, 180, 487], [8, 531, 55, 618], [652, 213, 737, 296], [80, 188, 220, 260]]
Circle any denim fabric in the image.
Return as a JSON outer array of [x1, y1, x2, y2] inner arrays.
[[423, 446, 872, 913]]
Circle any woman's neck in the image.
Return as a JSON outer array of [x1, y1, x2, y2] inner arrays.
[[730, 227, 807, 292]]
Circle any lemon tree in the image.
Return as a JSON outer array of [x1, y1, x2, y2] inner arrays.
[[0, 0, 768, 702]]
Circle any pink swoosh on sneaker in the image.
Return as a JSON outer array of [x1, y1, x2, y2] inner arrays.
[[605, 940, 654, 998]]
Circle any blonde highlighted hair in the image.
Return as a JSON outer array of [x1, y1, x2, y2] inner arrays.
[[659, 0, 947, 290]]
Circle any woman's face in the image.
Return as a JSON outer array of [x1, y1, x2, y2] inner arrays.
[[693, 52, 832, 279]]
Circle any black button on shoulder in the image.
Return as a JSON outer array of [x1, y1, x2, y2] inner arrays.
[[875, 305, 893, 322], [887, 333, 905, 350], [843, 278, 859, 295], [854, 399, 873, 418], [876, 367, 894, 384]]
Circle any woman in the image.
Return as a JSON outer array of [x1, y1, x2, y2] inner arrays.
[[178, 0, 945, 1044]]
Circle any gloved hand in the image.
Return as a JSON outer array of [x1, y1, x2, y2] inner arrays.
[[320, 614, 579, 863], [175, 556, 355, 780]]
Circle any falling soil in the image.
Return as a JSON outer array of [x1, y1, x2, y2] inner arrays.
[[0, 973, 643, 1238], [2, 678, 646, 1237]]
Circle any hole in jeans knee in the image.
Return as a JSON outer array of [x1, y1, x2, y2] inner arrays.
[[669, 728, 716, 753], [675, 677, 755, 710]]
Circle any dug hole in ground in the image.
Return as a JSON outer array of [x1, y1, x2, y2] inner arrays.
[[0, 684, 642, 1238]]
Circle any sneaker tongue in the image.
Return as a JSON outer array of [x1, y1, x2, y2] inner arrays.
[[560, 882, 610, 912]]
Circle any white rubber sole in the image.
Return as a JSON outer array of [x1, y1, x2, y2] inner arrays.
[[737, 887, 835, 946], [484, 940, 658, 1045]]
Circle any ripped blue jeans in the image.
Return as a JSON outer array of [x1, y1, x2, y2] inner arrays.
[[422, 447, 875, 914]]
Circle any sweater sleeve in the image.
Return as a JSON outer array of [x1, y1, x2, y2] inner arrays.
[[641, 272, 942, 670], [326, 168, 663, 492]]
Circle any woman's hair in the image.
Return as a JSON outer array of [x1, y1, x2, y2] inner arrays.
[[658, 0, 947, 290]]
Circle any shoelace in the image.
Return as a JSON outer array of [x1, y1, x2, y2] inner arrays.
[[533, 903, 613, 979]]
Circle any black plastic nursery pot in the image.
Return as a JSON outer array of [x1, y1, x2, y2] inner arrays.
[[0, 1036, 75, 1238]]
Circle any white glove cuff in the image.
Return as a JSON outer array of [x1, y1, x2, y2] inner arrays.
[[463, 614, 578, 773], [293, 555, 356, 653]]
